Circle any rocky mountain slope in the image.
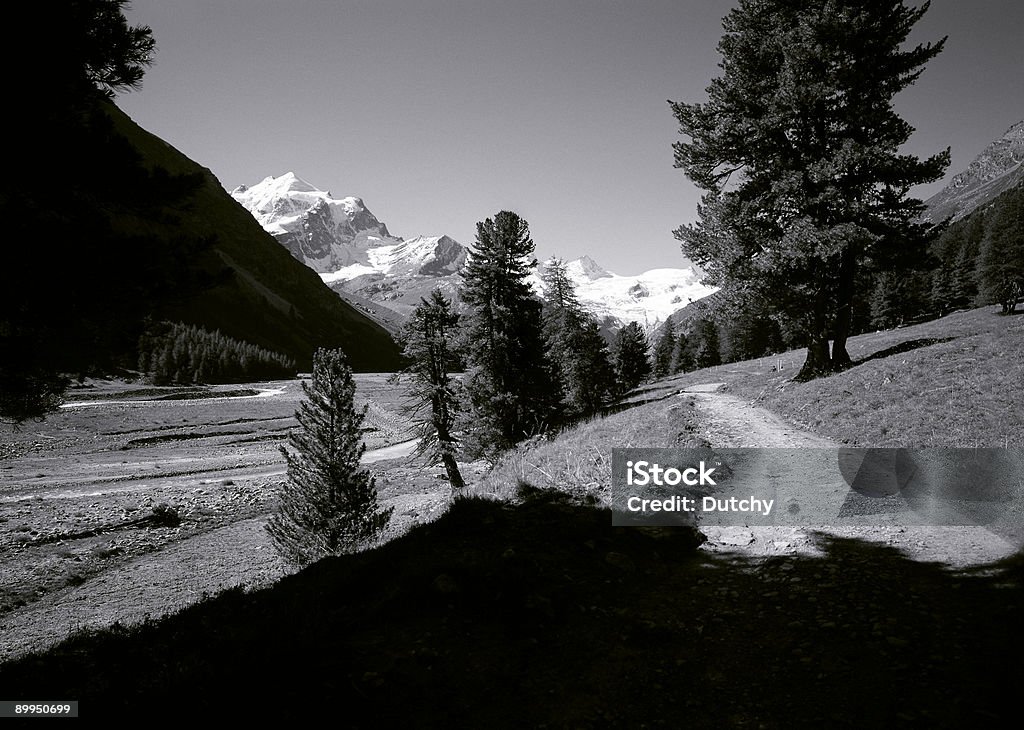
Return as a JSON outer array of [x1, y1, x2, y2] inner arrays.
[[231, 174, 466, 278], [924, 120, 1024, 223], [232, 175, 713, 331]]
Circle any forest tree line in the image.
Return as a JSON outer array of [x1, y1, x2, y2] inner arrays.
[[657, 181, 1024, 373], [871, 182, 1024, 326], [137, 322, 296, 385]]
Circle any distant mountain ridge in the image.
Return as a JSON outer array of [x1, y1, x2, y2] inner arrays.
[[924, 120, 1024, 223], [530, 257, 715, 333], [231, 174, 466, 278], [232, 174, 715, 333]]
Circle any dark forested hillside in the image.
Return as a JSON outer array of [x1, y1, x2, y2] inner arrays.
[[102, 103, 402, 372], [1, 97, 400, 415], [1, 3, 399, 423]]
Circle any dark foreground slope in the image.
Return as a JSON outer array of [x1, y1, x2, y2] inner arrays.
[[104, 103, 401, 371], [1, 490, 1019, 728]]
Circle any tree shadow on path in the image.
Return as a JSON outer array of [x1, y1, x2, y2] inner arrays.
[[1, 490, 1019, 727]]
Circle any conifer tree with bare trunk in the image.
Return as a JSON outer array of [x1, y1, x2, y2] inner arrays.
[[396, 290, 466, 491], [671, 0, 949, 380]]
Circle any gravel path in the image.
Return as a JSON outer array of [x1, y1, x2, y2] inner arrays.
[[681, 384, 837, 448], [681, 383, 1020, 568]]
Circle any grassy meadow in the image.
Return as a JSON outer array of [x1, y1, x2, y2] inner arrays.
[[473, 305, 1021, 510], [723, 307, 1024, 448]]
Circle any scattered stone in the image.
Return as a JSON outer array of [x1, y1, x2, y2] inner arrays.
[[716, 528, 755, 547]]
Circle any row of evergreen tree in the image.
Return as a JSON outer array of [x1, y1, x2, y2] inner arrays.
[[870, 183, 1024, 327], [395, 184, 1023, 470], [137, 322, 296, 385], [399, 210, 811, 474], [457, 214, 624, 456], [397, 212, 675, 470], [651, 182, 1024, 369]]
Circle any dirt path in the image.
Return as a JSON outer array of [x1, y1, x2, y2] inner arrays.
[[681, 383, 836, 448], [680, 383, 1020, 567]]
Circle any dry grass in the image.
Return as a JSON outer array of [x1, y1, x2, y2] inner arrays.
[[472, 393, 705, 504], [721, 307, 1024, 447], [463, 306, 1022, 503]]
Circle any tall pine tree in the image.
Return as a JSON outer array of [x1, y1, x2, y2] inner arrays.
[[397, 290, 465, 490], [691, 317, 723, 369], [267, 348, 392, 565], [541, 259, 615, 421], [613, 322, 651, 394], [976, 186, 1024, 314], [461, 211, 559, 454], [672, 330, 695, 374], [671, 0, 949, 380], [652, 320, 677, 379]]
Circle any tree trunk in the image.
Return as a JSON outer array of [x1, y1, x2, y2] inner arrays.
[[796, 288, 833, 381], [432, 396, 465, 490], [830, 246, 856, 371], [796, 337, 833, 381], [441, 453, 465, 491]]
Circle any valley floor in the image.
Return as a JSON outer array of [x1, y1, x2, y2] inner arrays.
[[1, 323, 1021, 726], [3, 366, 1017, 662], [0, 375, 451, 661]]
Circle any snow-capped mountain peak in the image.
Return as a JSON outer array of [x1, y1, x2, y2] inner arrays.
[[232, 174, 391, 272], [230, 173, 714, 332], [566, 255, 612, 281], [530, 257, 716, 332]]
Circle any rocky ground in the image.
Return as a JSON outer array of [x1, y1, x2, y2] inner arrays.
[[0, 375, 456, 661]]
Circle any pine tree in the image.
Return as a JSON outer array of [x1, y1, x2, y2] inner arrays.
[[692, 318, 722, 369], [652, 320, 677, 379], [925, 212, 983, 314], [870, 272, 908, 329], [671, 0, 949, 380], [566, 315, 616, 417], [266, 348, 392, 566], [397, 290, 466, 491], [541, 259, 615, 421], [976, 186, 1024, 314], [929, 258, 956, 317], [613, 322, 651, 394], [540, 258, 580, 314], [870, 271, 932, 328], [671, 330, 694, 374], [461, 211, 559, 453]]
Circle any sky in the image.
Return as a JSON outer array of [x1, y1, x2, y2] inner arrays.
[[118, 0, 1024, 275]]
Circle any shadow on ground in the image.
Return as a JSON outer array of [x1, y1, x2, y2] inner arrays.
[[1, 488, 1019, 727], [854, 337, 957, 366]]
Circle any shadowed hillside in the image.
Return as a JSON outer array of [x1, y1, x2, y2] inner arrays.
[[103, 103, 402, 372]]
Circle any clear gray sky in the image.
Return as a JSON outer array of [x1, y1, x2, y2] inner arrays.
[[118, 0, 1023, 275]]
